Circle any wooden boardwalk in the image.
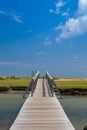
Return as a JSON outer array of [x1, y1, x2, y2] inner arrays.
[[10, 78, 75, 130]]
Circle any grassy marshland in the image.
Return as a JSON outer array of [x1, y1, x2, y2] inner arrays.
[[0, 76, 31, 89], [54, 78, 87, 89]]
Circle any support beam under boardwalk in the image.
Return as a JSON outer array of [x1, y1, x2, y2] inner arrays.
[[10, 78, 75, 130]]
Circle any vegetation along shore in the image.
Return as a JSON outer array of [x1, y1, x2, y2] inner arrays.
[[54, 77, 87, 95], [0, 76, 87, 95], [0, 76, 31, 92]]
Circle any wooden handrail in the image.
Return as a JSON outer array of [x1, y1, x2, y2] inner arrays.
[[23, 71, 40, 98], [45, 71, 62, 98]]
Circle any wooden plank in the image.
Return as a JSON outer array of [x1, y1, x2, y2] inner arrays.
[[10, 79, 75, 130]]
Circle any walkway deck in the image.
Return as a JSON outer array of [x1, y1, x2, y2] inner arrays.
[[10, 78, 75, 130]]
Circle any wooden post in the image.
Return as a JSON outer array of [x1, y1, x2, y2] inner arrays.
[[31, 79, 34, 97], [43, 77, 45, 97], [51, 80, 54, 97]]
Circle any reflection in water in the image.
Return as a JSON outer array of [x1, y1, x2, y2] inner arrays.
[[0, 93, 26, 130], [0, 94, 87, 130], [59, 96, 87, 130]]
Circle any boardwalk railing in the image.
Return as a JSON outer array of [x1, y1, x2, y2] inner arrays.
[[43, 78, 46, 97], [31, 71, 40, 97], [45, 71, 62, 98], [10, 76, 75, 130], [23, 71, 40, 98]]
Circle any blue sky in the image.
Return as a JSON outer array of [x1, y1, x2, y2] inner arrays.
[[0, 0, 87, 77]]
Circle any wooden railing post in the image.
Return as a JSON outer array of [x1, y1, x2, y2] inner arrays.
[[23, 71, 40, 98], [45, 72, 54, 97], [31, 71, 40, 97], [43, 77, 46, 97], [31, 79, 34, 97], [50, 81, 53, 96], [45, 71, 62, 98]]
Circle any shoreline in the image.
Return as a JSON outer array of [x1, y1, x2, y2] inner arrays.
[[0, 86, 87, 95], [59, 88, 87, 95]]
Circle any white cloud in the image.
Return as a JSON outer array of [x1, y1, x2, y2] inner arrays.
[[49, 0, 66, 15], [22, 29, 33, 33], [55, 0, 87, 41], [0, 61, 18, 65], [12, 15, 23, 23], [62, 12, 68, 16], [44, 41, 51, 45], [0, 10, 23, 23], [56, 16, 87, 41], [49, 9, 54, 13], [79, 0, 87, 15], [55, 24, 63, 31], [0, 61, 33, 67], [56, 0, 65, 7], [44, 37, 52, 45], [37, 52, 46, 55]]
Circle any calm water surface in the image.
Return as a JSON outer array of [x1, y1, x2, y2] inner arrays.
[[59, 96, 87, 130], [0, 93, 26, 130], [0, 94, 87, 130]]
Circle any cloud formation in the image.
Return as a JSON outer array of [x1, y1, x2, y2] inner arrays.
[[49, 0, 66, 15], [12, 15, 23, 23], [78, 0, 87, 15], [44, 37, 52, 45], [0, 61, 34, 67], [62, 12, 68, 16], [56, 16, 87, 41], [37, 52, 46, 55], [55, 0, 87, 41], [0, 10, 23, 23], [21, 29, 33, 33]]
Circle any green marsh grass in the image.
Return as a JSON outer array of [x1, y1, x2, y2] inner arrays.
[[0, 78, 31, 88], [54, 79, 87, 89]]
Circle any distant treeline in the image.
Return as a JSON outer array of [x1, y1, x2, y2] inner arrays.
[[0, 76, 31, 80]]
